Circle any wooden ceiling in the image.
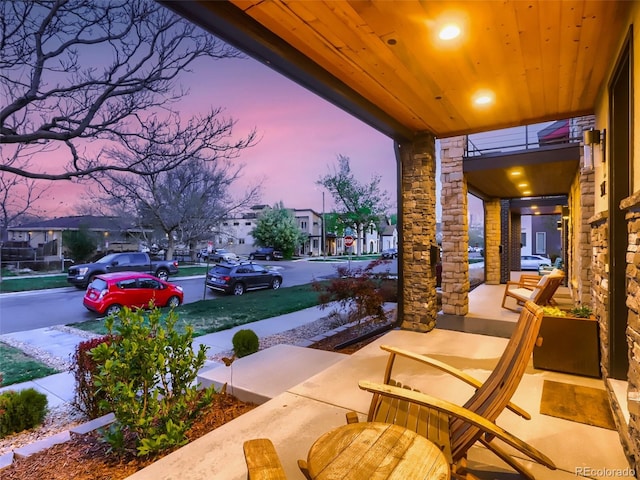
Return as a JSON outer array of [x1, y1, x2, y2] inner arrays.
[[161, 0, 631, 141]]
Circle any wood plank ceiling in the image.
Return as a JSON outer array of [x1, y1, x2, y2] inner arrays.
[[160, 0, 631, 203]]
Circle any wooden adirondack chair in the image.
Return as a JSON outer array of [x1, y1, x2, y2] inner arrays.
[[501, 270, 564, 312], [351, 301, 555, 480]]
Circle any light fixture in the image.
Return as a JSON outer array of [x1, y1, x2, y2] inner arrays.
[[439, 24, 461, 40], [518, 182, 528, 188], [583, 128, 606, 170], [510, 170, 522, 176], [473, 90, 494, 106]]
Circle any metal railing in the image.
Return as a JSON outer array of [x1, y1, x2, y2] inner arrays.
[[465, 119, 582, 157]]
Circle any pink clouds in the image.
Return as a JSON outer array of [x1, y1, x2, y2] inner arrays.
[[31, 53, 397, 217]]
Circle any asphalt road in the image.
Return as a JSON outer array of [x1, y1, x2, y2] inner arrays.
[[0, 258, 396, 335]]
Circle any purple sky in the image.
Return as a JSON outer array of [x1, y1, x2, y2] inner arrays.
[[39, 52, 491, 222], [41, 54, 398, 218]]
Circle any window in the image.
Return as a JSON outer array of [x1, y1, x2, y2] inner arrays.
[[139, 278, 161, 289], [300, 221, 307, 229], [233, 222, 240, 226], [521, 233, 527, 247], [535, 232, 546, 255], [238, 238, 245, 244], [117, 279, 138, 289], [245, 222, 252, 226]]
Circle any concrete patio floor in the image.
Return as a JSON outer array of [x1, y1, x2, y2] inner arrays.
[[128, 277, 634, 480]]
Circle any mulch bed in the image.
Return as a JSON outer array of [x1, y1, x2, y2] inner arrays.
[[2, 323, 387, 480]]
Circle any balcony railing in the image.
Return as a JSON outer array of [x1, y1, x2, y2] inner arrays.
[[465, 119, 583, 157]]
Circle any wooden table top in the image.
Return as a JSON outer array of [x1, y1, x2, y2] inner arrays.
[[306, 422, 450, 480]]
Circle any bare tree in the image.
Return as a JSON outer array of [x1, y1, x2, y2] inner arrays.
[[317, 155, 390, 255], [0, 0, 254, 180], [0, 145, 50, 239], [92, 157, 261, 260]]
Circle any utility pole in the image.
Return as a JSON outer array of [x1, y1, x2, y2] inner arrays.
[[322, 191, 326, 261]]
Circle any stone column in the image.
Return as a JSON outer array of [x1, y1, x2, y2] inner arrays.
[[440, 136, 469, 315], [396, 133, 438, 332], [500, 199, 511, 283], [485, 200, 501, 284]]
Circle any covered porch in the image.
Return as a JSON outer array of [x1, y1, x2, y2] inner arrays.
[[128, 282, 630, 479]]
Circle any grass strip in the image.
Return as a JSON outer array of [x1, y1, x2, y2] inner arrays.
[[0, 265, 209, 293], [0, 343, 60, 386], [72, 282, 327, 337]]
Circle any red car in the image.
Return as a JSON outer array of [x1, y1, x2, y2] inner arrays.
[[83, 272, 183, 316]]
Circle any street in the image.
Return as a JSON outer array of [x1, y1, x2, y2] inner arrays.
[[0, 258, 396, 335]]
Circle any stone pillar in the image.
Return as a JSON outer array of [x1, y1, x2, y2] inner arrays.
[[571, 115, 596, 305], [440, 136, 469, 315], [509, 213, 522, 271], [396, 133, 438, 332], [500, 199, 511, 283], [485, 200, 501, 284]]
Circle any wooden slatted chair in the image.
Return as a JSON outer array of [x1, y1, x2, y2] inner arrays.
[[351, 301, 556, 480], [501, 270, 564, 312], [243, 438, 288, 480]]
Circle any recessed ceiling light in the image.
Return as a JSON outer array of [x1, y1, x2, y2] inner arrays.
[[523, 190, 531, 195], [510, 170, 522, 176], [473, 90, 495, 106], [439, 24, 461, 40], [518, 183, 528, 188]]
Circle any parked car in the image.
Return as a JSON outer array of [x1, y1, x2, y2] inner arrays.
[[205, 261, 283, 295], [248, 247, 283, 261], [83, 272, 183, 316], [520, 254, 552, 271], [380, 248, 398, 259], [199, 248, 239, 263], [67, 252, 179, 289]]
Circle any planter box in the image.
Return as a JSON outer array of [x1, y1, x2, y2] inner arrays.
[[533, 314, 601, 378]]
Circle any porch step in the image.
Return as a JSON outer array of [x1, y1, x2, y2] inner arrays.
[[198, 345, 347, 404]]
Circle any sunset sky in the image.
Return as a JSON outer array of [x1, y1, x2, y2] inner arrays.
[[40, 51, 401, 219]]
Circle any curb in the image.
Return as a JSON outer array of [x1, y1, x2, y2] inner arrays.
[[0, 413, 115, 470]]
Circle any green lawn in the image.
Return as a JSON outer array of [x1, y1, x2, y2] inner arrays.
[[0, 343, 59, 387], [0, 265, 209, 293], [72, 282, 327, 337]]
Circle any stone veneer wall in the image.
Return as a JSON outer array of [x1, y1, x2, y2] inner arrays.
[[485, 200, 501, 284], [589, 212, 609, 375], [621, 191, 640, 470], [397, 134, 438, 332], [500, 200, 510, 283], [571, 116, 596, 305], [577, 168, 595, 304], [509, 213, 521, 271], [440, 137, 469, 315]]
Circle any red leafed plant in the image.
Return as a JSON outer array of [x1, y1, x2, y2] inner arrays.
[[312, 258, 396, 325]]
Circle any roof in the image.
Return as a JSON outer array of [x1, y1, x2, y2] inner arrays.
[[10, 215, 141, 232]]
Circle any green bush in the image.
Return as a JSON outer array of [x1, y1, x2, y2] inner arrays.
[[0, 388, 48, 438], [91, 306, 212, 456], [232, 329, 260, 358], [70, 335, 115, 418]]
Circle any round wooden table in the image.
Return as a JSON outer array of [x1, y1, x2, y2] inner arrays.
[[306, 422, 450, 480]]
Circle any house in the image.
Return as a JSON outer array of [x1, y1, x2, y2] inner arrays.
[[7, 215, 149, 261], [159, 0, 640, 470]]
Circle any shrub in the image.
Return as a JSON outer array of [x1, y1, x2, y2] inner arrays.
[[232, 329, 260, 358], [91, 306, 212, 456], [0, 388, 48, 438], [570, 305, 593, 318], [70, 335, 115, 418], [312, 258, 395, 324]]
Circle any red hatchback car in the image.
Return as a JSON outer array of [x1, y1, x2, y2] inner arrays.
[[83, 272, 183, 316]]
